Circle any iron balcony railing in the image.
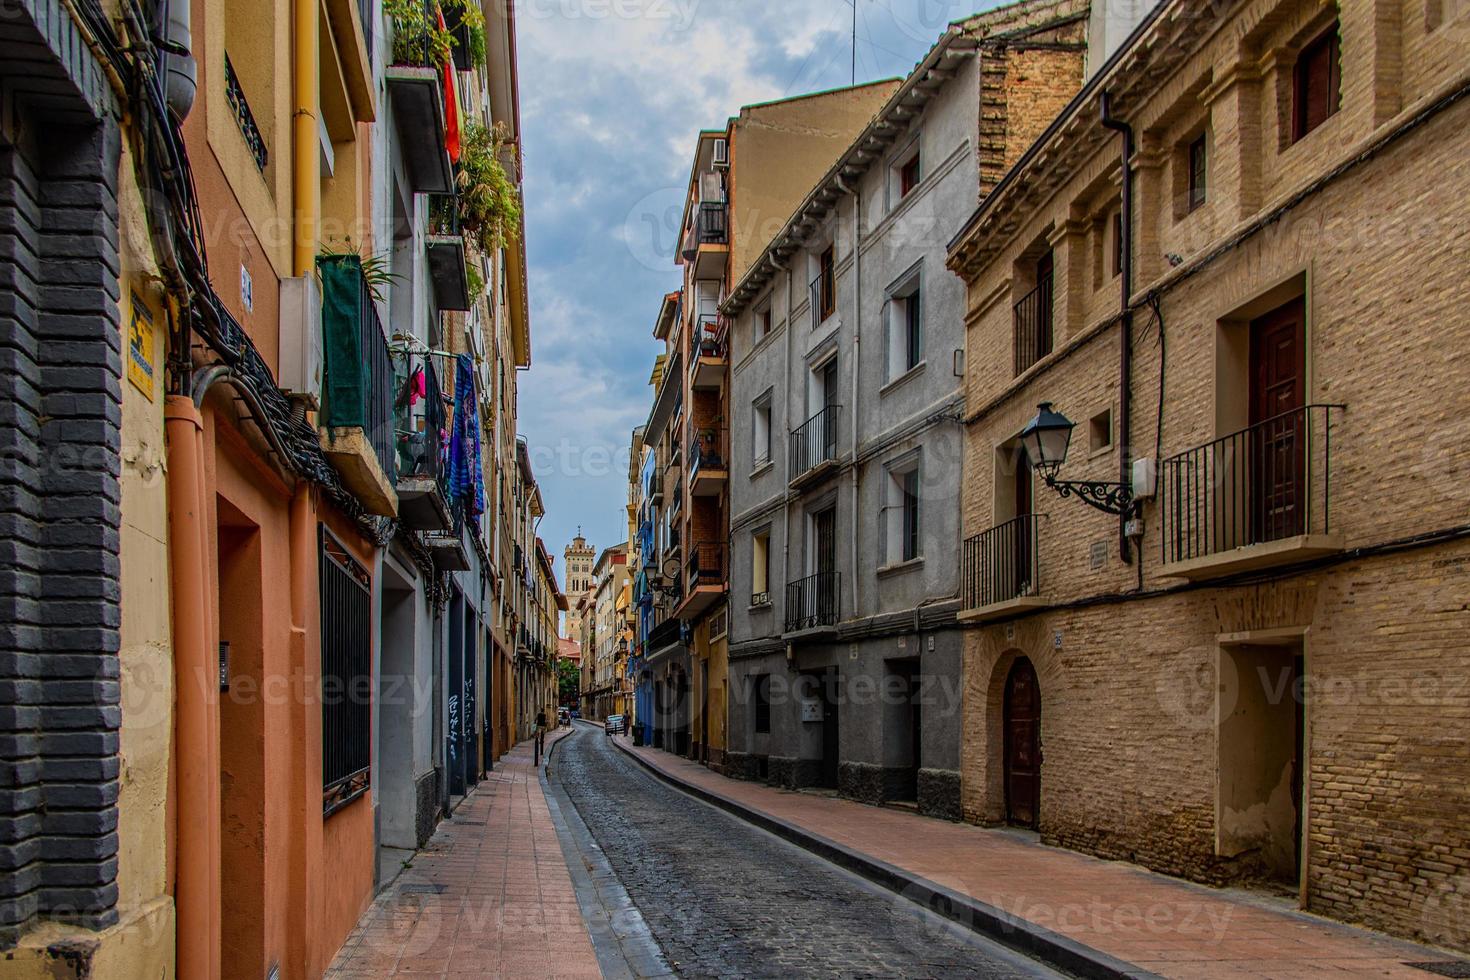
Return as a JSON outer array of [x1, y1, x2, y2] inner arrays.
[[648, 617, 682, 652], [691, 314, 727, 363], [389, 0, 440, 67], [1161, 404, 1343, 566], [689, 426, 726, 477], [356, 270, 397, 484], [785, 571, 840, 633], [670, 483, 684, 513], [962, 514, 1044, 610], [790, 406, 840, 481], [698, 201, 727, 245], [224, 55, 268, 172], [320, 530, 372, 815], [685, 541, 726, 592], [395, 355, 445, 489], [809, 269, 836, 329], [427, 193, 461, 237], [1012, 271, 1054, 376]]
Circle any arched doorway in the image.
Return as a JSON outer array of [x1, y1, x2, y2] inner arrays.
[[1003, 657, 1041, 829]]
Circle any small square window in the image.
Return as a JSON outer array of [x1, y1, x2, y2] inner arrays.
[[1089, 409, 1113, 454], [1292, 24, 1341, 142], [758, 306, 772, 338], [1187, 135, 1207, 211]]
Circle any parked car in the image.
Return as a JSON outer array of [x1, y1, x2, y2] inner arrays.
[[604, 714, 625, 736]]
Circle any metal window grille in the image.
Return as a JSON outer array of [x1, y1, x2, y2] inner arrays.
[[321, 528, 372, 815]]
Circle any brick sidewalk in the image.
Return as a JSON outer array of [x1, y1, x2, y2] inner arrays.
[[616, 738, 1464, 980], [327, 730, 599, 979]]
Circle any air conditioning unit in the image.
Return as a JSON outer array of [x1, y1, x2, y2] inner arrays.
[[278, 274, 323, 409], [711, 137, 729, 169]]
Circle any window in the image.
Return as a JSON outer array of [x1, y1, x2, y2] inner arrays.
[[752, 392, 772, 468], [758, 304, 772, 339], [1187, 134, 1207, 211], [813, 245, 836, 325], [1292, 24, 1341, 142], [1111, 212, 1124, 279], [884, 455, 921, 564], [754, 674, 772, 734], [751, 530, 771, 606], [1089, 408, 1113, 453], [885, 274, 922, 381], [320, 529, 372, 815], [893, 142, 921, 202]]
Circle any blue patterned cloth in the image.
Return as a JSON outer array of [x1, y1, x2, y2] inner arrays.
[[447, 354, 485, 518]]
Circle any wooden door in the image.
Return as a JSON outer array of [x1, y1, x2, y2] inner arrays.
[[1013, 461, 1033, 598], [1004, 657, 1041, 829], [813, 508, 837, 624], [820, 669, 840, 789], [1249, 300, 1306, 543], [1035, 251, 1054, 360]]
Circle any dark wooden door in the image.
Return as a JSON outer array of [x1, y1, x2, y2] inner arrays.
[[1013, 460, 1033, 598], [447, 594, 465, 797], [1035, 251, 1054, 360], [820, 669, 840, 789], [1003, 657, 1041, 829], [814, 508, 837, 624], [1249, 300, 1306, 543]]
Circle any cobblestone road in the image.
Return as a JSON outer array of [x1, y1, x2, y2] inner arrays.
[[550, 726, 1060, 979]]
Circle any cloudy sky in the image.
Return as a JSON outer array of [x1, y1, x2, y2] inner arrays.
[[515, 0, 1000, 580]]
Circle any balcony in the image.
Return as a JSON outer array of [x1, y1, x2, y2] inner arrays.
[[425, 195, 471, 312], [669, 482, 684, 515], [323, 0, 375, 123], [958, 515, 1048, 623], [784, 571, 840, 635], [689, 427, 727, 497], [425, 507, 472, 571], [395, 355, 451, 530], [1159, 404, 1345, 581], [385, 5, 454, 194], [317, 255, 398, 516], [675, 541, 725, 619], [224, 55, 268, 173], [647, 617, 684, 659], [1013, 272, 1054, 376], [789, 406, 840, 491], [690, 314, 728, 390], [682, 200, 729, 279]]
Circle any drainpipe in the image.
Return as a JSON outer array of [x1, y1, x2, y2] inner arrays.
[[1100, 91, 1134, 564], [836, 175, 861, 618], [293, 0, 321, 276], [164, 394, 221, 980], [774, 253, 792, 610]]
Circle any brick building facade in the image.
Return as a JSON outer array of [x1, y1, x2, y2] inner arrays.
[[948, 0, 1470, 949]]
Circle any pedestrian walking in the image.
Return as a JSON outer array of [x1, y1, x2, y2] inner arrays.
[[534, 710, 548, 766]]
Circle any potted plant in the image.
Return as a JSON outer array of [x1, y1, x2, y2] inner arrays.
[[441, 0, 486, 71], [385, 0, 453, 69]]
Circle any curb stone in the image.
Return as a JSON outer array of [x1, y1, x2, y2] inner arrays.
[[612, 736, 1158, 980]]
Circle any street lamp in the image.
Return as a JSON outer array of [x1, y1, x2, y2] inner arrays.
[[1020, 402, 1137, 517]]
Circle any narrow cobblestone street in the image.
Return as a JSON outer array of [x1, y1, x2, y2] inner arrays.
[[549, 723, 1059, 979]]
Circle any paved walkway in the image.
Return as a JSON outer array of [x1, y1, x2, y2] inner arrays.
[[615, 738, 1465, 980], [327, 730, 599, 979]]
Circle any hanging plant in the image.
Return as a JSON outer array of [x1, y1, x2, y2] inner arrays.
[[466, 261, 485, 305], [385, 0, 453, 69], [456, 122, 522, 255]]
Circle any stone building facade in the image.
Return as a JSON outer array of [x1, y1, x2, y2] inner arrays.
[[947, 0, 1470, 950], [719, 0, 1094, 819]]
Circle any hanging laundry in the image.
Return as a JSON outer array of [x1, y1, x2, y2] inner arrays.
[[446, 354, 483, 517]]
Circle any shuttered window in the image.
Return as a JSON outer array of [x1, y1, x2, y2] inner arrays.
[[1293, 25, 1341, 142]]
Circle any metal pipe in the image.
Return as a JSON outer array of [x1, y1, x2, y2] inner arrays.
[[1101, 90, 1134, 565], [837, 175, 861, 618]]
